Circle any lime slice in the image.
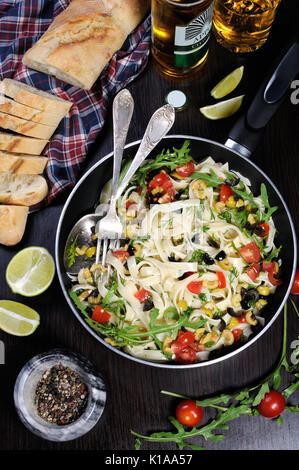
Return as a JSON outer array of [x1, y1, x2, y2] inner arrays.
[[6, 246, 55, 297], [0, 300, 40, 336], [200, 95, 245, 120], [211, 66, 244, 99]]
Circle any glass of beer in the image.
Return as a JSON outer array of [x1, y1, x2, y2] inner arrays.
[[212, 0, 282, 53], [151, 0, 214, 78]]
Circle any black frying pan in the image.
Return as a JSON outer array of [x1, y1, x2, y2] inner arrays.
[[55, 43, 299, 369]]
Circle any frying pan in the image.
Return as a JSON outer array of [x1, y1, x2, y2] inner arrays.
[[55, 43, 299, 369]]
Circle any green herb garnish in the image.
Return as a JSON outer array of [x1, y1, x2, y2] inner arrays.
[[65, 235, 78, 268]]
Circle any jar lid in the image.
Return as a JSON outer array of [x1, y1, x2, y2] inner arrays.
[[165, 90, 188, 110]]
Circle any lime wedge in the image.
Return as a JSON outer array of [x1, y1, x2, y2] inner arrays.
[[211, 66, 244, 99], [200, 95, 245, 120], [0, 300, 40, 336], [6, 246, 55, 297]]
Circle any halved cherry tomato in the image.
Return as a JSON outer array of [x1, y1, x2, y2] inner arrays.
[[187, 280, 203, 294], [134, 288, 151, 303], [176, 400, 203, 427], [220, 184, 233, 203], [176, 330, 195, 347], [232, 328, 242, 342], [262, 261, 276, 272], [174, 345, 197, 365], [246, 263, 260, 281], [149, 172, 173, 191], [258, 390, 285, 418], [176, 161, 195, 178], [240, 242, 261, 263], [216, 271, 226, 288], [126, 201, 137, 212], [291, 269, 299, 294], [258, 222, 270, 238], [111, 250, 130, 263], [92, 306, 111, 323]]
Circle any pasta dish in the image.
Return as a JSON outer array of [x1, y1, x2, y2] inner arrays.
[[67, 141, 283, 365]]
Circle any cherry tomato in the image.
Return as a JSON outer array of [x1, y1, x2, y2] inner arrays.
[[126, 201, 137, 212], [176, 400, 203, 427], [134, 288, 151, 303], [240, 242, 261, 263], [258, 222, 270, 237], [176, 330, 195, 347], [216, 271, 226, 288], [232, 328, 242, 342], [262, 261, 276, 272], [176, 161, 195, 178], [174, 345, 197, 365], [246, 263, 260, 281], [149, 172, 173, 191], [220, 184, 233, 203], [238, 314, 247, 323], [291, 269, 299, 294], [111, 250, 130, 263], [187, 280, 203, 294], [268, 269, 283, 286], [92, 306, 111, 323], [258, 390, 286, 418]]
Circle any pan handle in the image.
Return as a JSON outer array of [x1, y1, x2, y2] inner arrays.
[[225, 42, 299, 158]]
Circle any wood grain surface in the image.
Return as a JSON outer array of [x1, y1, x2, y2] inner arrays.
[[0, 0, 298, 452]]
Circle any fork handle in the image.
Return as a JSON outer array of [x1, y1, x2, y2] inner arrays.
[[115, 104, 175, 201], [110, 89, 134, 208]]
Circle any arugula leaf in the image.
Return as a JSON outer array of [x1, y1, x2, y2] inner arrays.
[[65, 235, 78, 267], [191, 169, 222, 187], [259, 183, 278, 222]]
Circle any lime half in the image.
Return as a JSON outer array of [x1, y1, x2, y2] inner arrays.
[[0, 300, 40, 336], [6, 246, 55, 297], [200, 95, 245, 120], [211, 66, 244, 99]]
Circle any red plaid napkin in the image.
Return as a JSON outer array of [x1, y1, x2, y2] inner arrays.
[[0, 0, 151, 205]]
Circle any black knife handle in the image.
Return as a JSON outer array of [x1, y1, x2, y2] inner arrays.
[[226, 42, 299, 158]]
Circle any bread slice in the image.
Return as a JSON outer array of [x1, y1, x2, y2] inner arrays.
[[0, 205, 29, 246], [0, 79, 72, 115], [0, 111, 56, 139], [0, 132, 48, 155], [0, 151, 48, 174], [0, 173, 48, 206], [0, 96, 65, 127]]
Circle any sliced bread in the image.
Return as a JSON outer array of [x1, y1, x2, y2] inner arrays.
[[0, 132, 48, 155], [0, 151, 48, 174], [0, 205, 29, 246], [0, 111, 56, 139], [0, 173, 48, 206], [0, 96, 65, 127], [0, 79, 72, 115]]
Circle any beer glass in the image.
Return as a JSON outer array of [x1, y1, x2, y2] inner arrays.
[[151, 0, 214, 78], [212, 0, 282, 53]]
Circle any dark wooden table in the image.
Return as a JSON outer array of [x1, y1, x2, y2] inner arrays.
[[1, 0, 299, 452]]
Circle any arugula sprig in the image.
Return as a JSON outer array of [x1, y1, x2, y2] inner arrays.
[[65, 235, 78, 268], [132, 300, 299, 450]]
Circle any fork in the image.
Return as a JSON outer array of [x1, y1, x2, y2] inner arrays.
[[95, 103, 175, 273], [95, 88, 134, 272]]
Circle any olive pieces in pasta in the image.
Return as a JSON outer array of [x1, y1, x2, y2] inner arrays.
[[68, 141, 282, 365]]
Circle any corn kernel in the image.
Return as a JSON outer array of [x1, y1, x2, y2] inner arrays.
[[177, 300, 188, 310], [228, 317, 239, 329], [236, 198, 244, 208], [194, 328, 206, 341], [257, 285, 270, 296], [226, 196, 236, 208], [163, 336, 173, 353], [104, 337, 117, 347], [76, 245, 88, 255], [86, 246, 96, 258]]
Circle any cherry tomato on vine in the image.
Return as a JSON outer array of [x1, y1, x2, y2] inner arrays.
[[176, 400, 203, 427], [258, 390, 285, 418], [291, 269, 299, 294]]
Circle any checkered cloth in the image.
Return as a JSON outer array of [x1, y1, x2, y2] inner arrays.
[[0, 0, 151, 205]]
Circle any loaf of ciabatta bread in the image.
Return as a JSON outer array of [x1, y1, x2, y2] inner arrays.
[[22, 0, 150, 89]]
